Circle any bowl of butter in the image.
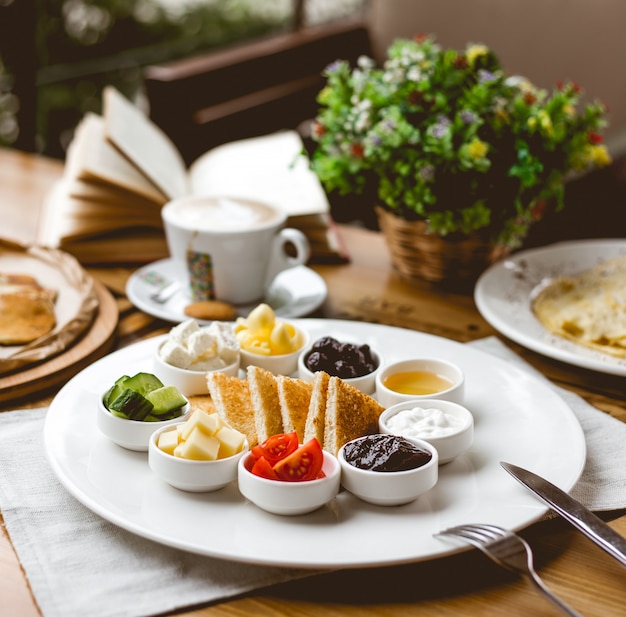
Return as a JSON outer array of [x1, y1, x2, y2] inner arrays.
[[235, 303, 308, 375]]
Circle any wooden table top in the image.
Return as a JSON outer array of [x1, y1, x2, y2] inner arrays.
[[1, 147, 625, 617]]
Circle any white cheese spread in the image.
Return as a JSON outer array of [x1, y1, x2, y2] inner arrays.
[[386, 406, 465, 439]]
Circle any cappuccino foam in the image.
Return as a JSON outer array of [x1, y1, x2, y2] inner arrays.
[[167, 197, 282, 232]]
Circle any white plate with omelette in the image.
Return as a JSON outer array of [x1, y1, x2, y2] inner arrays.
[[475, 239, 626, 375]]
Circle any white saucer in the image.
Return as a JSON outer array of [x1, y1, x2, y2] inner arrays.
[[126, 258, 328, 323]]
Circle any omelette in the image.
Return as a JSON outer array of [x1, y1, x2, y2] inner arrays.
[[0, 273, 57, 345], [531, 255, 626, 358]]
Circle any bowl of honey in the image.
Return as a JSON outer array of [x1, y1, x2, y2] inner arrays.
[[375, 357, 465, 408]]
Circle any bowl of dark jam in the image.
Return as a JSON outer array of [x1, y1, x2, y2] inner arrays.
[[298, 336, 382, 395], [338, 434, 438, 506]]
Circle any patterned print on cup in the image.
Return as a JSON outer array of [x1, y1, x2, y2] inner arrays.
[[186, 249, 215, 300]]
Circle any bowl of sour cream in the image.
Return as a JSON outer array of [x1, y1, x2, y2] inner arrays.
[[378, 399, 474, 464]]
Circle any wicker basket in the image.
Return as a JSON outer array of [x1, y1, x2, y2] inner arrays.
[[376, 206, 507, 290]]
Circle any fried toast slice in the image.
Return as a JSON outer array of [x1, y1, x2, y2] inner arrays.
[[247, 365, 283, 443], [206, 371, 258, 446], [276, 375, 314, 442], [303, 371, 330, 445], [323, 376, 385, 455]]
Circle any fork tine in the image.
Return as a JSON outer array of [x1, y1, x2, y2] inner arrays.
[[435, 524, 584, 617], [436, 523, 505, 543]]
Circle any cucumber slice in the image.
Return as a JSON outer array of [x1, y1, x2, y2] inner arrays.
[[103, 375, 130, 408], [122, 372, 164, 396], [108, 389, 154, 421], [145, 385, 187, 417]]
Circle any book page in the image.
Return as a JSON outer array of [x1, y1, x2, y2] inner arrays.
[[103, 86, 189, 200], [67, 113, 167, 204], [187, 130, 329, 217]]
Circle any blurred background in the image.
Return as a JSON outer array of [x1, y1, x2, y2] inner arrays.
[[0, 0, 366, 159], [1, 0, 624, 163]]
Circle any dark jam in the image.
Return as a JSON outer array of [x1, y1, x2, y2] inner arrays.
[[304, 336, 378, 379], [343, 434, 432, 472]]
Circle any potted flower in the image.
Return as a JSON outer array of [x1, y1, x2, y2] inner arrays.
[[309, 35, 611, 287]]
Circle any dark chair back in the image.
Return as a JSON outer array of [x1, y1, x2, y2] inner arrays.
[[143, 18, 371, 165]]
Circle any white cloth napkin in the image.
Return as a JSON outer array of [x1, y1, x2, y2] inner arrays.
[[1, 336, 625, 617]]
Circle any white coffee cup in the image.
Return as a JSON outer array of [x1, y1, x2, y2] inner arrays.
[[161, 195, 310, 305]]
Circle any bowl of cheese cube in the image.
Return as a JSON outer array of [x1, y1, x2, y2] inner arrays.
[[148, 407, 248, 492], [153, 319, 240, 396]]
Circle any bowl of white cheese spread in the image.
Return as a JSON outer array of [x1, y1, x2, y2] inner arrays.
[[378, 398, 474, 464]]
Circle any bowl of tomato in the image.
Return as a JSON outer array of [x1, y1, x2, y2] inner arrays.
[[237, 432, 340, 515]]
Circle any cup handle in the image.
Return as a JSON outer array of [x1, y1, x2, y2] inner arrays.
[[264, 228, 311, 287]]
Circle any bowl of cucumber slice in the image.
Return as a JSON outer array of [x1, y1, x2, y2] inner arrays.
[[97, 371, 190, 452]]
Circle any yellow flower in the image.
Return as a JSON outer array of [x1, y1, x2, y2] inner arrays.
[[589, 144, 611, 167], [466, 44, 489, 65], [538, 110, 553, 135], [563, 104, 576, 118], [467, 137, 489, 159]]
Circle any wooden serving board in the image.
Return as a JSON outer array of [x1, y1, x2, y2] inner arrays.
[[0, 280, 118, 405]]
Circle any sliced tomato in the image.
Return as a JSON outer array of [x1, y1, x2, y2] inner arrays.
[[273, 438, 324, 482], [250, 456, 280, 480], [251, 432, 298, 466]]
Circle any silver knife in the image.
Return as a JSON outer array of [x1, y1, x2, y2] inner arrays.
[[501, 461, 626, 567]]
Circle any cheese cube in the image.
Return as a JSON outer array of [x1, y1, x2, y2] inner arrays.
[[208, 321, 240, 364], [215, 425, 246, 458], [169, 319, 200, 345], [179, 408, 222, 441], [157, 427, 180, 455], [159, 339, 192, 368], [188, 357, 226, 371], [187, 329, 216, 359], [178, 427, 220, 460]]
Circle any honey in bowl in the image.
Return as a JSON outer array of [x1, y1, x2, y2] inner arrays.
[[382, 370, 453, 396]]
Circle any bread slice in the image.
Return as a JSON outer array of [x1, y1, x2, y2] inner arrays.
[[276, 375, 314, 442], [187, 394, 216, 416], [247, 365, 283, 443], [323, 376, 385, 455], [206, 371, 258, 446], [303, 371, 330, 445]]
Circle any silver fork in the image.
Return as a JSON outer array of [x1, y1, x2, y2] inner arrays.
[[435, 523, 583, 617]]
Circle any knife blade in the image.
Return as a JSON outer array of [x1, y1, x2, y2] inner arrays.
[[501, 461, 626, 567]]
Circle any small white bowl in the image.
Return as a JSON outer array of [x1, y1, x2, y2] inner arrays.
[[148, 423, 248, 492], [297, 341, 382, 395], [379, 399, 474, 464], [97, 395, 190, 452], [239, 326, 309, 376], [338, 434, 438, 506], [375, 357, 465, 408], [153, 341, 240, 396], [237, 449, 341, 515]]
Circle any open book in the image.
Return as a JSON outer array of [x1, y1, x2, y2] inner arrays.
[[38, 86, 347, 265]]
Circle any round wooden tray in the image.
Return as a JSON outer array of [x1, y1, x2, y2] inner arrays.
[[0, 279, 118, 405]]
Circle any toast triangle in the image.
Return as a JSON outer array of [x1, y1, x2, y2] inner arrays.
[[247, 365, 283, 443], [206, 371, 257, 446], [323, 376, 385, 455], [303, 371, 330, 445], [276, 375, 314, 443]]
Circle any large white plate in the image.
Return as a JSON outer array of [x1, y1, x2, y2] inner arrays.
[[44, 319, 585, 569], [126, 258, 327, 323], [475, 239, 626, 376]]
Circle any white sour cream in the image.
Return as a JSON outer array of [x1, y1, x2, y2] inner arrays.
[[386, 406, 465, 439]]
